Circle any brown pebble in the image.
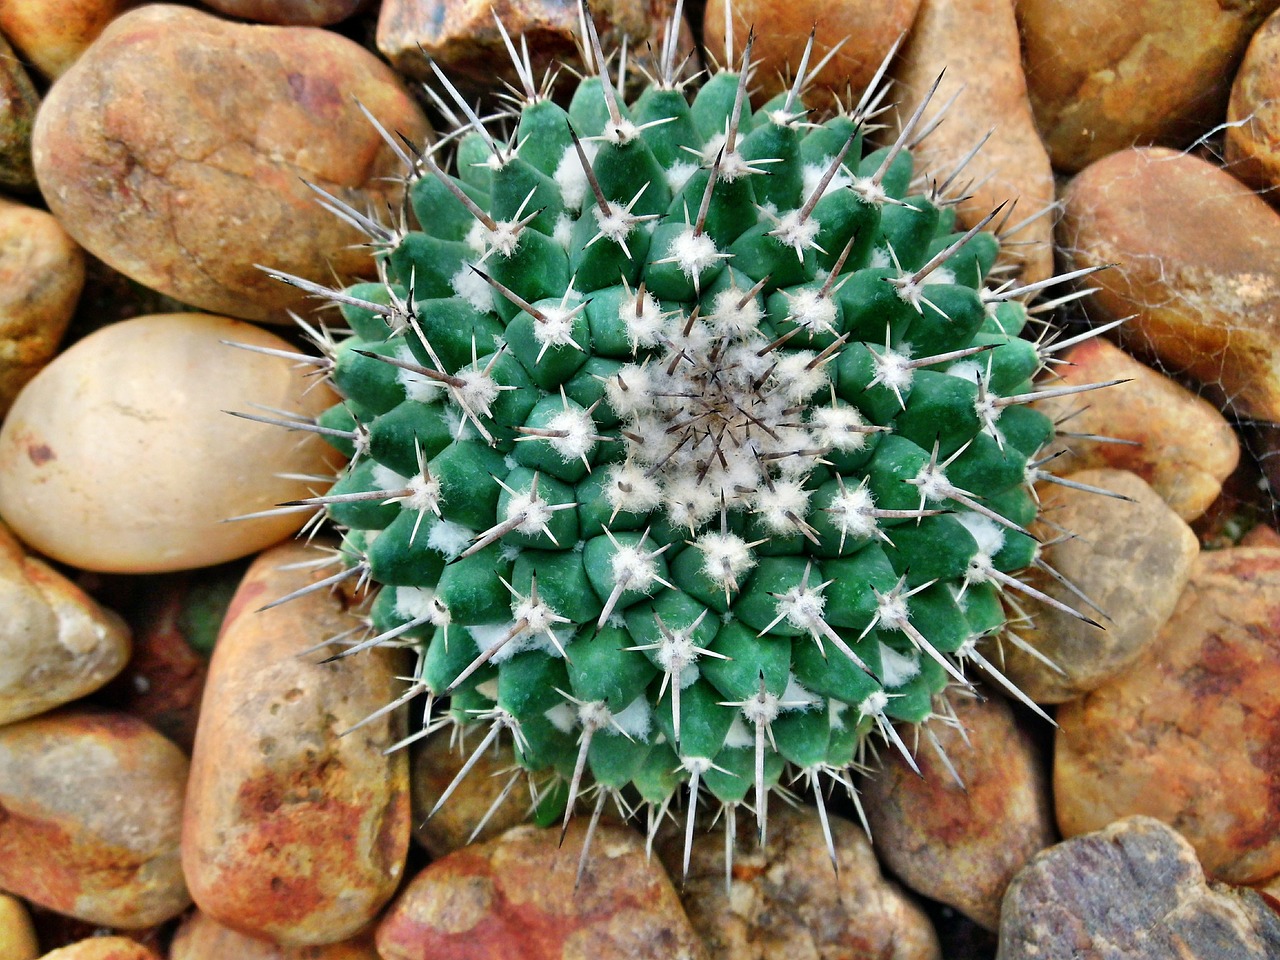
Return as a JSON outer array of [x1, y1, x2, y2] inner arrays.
[[171, 909, 381, 959], [37, 940, 159, 960], [1056, 547, 1280, 885], [0, 0, 132, 78], [201, 0, 370, 26], [0, 34, 40, 192], [862, 693, 1054, 931], [0, 709, 190, 929], [1059, 146, 1280, 423], [1229, 9, 1280, 195], [183, 541, 411, 946]]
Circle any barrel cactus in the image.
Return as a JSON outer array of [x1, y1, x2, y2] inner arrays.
[[249, 2, 1111, 877]]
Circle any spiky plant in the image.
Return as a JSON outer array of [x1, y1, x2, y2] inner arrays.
[[247, 0, 1115, 879]]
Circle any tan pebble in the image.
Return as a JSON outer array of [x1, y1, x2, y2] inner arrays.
[[0, 313, 339, 573], [862, 693, 1053, 930], [1229, 9, 1280, 195], [0, 709, 190, 928], [0, 196, 85, 415], [0, 521, 130, 725], [1060, 146, 1280, 424], [1056, 547, 1280, 885], [201, 0, 370, 26], [0, 893, 39, 960], [378, 820, 708, 960], [37, 939, 160, 960], [171, 910, 380, 959], [0, 0, 132, 79], [183, 541, 410, 947], [889, 0, 1056, 285], [703, 0, 921, 110], [32, 4, 430, 323], [0, 34, 40, 192], [1000, 469, 1198, 703], [1017, 0, 1279, 172], [1033, 338, 1239, 522]]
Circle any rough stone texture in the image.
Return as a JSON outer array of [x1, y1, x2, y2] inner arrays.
[[861, 693, 1054, 931], [0, 313, 339, 573], [889, 0, 1055, 285], [201, 0, 370, 26], [0, 34, 40, 192], [704, 0, 922, 110], [0, 709, 190, 928], [1034, 338, 1240, 522], [33, 4, 430, 323], [171, 909, 381, 959], [0, 893, 39, 960], [1229, 8, 1280, 196], [999, 468, 1198, 703], [1016, 0, 1280, 172], [0, 521, 130, 725], [0, 0, 133, 78], [1055, 547, 1280, 885], [37, 940, 161, 960], [411, 730, 530, 858], [656, 805, 941, 960], [377, 820, 708, 960], [1060, 146, 1280, 423], [997, 817, 1280, 959], [183, 541, 411, 947], [0, 196, 85, 416]]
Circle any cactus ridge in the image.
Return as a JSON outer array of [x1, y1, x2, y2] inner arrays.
[[255, 2, 1112, 876]]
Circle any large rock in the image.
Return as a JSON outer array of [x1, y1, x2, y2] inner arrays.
[[33, 4, 430, 323]]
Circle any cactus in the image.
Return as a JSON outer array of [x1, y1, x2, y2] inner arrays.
[[248, 1, 1114, 877]]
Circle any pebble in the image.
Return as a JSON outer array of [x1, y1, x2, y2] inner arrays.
[[1034, 337, 1240, 522], [1055, 547, 1280, 885], [0, 313, 339, 573], [703, 0, 921, 108], [889, 0, 1055, 285], [0, 521, 129, 725], [657, 805, 941, 960], [0, 196, 85, 415], [1229, 8, 1280, 194], [1002, 468, 1198, 702], [171, 909, 381, 959], [32, 4, 430, 323], [36, 940, 160, 960], [378, 819, 706, 960], [0, 34, 39, 192], [998, 816, 1280, 959], [1015, 0, 1280, 172], [0, 0, 132, 79], [861, 692, 1054, 931], [201, 0, 371, 26], [0, 893, 39, 960], [411, 730, 530, 858], [183, 541, 411, 947], [0, 709, 190, 929], [1060, 146, 1280, 423]]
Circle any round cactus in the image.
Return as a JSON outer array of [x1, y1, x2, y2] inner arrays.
[[251, 3, 1111, 875]]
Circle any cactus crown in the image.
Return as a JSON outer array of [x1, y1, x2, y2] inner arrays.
[[256, 1, 1102, 877]]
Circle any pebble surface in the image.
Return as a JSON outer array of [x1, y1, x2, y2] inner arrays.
[[1229, 7, 1280, 194]]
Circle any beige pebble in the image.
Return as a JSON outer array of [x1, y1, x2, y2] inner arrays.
[[171, 910, 380, 959], [0, 34, 40, 192], [0, 313, 339, 573], [37, 940, 159, 960], [0, 709, 190, 929], [0, 893, 39, 960], [0, 0, 132, 79], [32, 4, 430, 323], [1229, 8, 1280, 195], [183, 541, 410, 946]]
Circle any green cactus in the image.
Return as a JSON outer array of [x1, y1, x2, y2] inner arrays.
[[250, 2, 1112, 876]]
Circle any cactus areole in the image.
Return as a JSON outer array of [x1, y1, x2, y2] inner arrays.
[[255, 3, 1107, 875]]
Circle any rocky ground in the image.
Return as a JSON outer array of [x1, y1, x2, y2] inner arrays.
[[0, 0, 1279, 958]]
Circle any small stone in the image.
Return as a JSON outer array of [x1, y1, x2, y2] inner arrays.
[[410, 729, 530, 858], [1055, 547, 1280, 885], [0, 313, 339, 573], [1016, 0, 1280, 172], [1034, 337, 1240, 522], [703, 0, 921, 109], [171, 909, 381, 959], [1059, 146, 1280, 423], [1229, 9, 1280, 194], [37, 940, 161, 960], [657, 805, 941, 960], [377, 820, 708, 960], [1242, 523, 1280, 548], [0, 196, 85, 416], [0, 893, 39, 960], [201, 0, 370, 26], [997, 816, 1280, 959], [861, 693, 1054, 931], [183, 541, 411, 947], [0, 520, 130, 725], [32, 4, 430, 323], [997, 468, 1198, 703], [0, 709, 190, 928], [0, 34, 40, 192], [0, 0, 132, 78], [888, 0, 1055, 284]]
